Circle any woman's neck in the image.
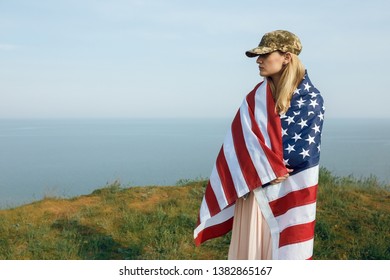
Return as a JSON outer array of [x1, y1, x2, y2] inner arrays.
[[268, 72, 283, 101], [269, 72, 282, 88]]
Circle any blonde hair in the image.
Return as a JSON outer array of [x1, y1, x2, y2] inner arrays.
[[268, 52, 305, 114]]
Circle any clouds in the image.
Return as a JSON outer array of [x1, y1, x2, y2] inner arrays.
[[0, 43, 19, 51], [0, 0, 389, 119]]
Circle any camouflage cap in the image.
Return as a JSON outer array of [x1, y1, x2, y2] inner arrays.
[[245, 30, 302, 57]]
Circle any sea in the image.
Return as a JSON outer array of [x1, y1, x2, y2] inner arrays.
[[0, 118, 389, 209]]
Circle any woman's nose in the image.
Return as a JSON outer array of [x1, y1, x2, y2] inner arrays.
[[256, 56, 263, 64]]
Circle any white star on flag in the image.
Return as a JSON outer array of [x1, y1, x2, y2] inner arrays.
[[312, 124, 321, 134], [299, 148, 310, 159], [285, 144, 296, 154], [309, 99, 319, 108], [293, 88, 301, 95], [298, 118, 308, 129], [304, 82, 311, 91], [285, 116, 295, 125], [292, 133, 302, 142], [305, 135, 316, 145], [296, 97, 305, 108]]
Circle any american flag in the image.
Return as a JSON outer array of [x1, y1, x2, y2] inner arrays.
[[194, 71, 324, 260]]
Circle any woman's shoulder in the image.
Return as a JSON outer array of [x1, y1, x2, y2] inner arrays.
[[289, 72, 324, 115], [298, 71, 320, 93]]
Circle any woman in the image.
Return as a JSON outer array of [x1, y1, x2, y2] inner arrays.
[[194, 30, 325, 260]]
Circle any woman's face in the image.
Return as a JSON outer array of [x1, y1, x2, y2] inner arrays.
[[256, 51, 287, 78]]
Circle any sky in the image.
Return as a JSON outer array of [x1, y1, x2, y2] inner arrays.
[[1, 0, 389, 119]]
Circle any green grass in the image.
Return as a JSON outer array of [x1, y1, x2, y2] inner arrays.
[[314, 168, 390, 259], [0, 168, 389, 260]]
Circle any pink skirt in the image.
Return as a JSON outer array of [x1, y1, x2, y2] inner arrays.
[[228, 191, 272, 260]]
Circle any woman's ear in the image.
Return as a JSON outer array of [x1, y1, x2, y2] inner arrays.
[[283, 52, 292, 65]]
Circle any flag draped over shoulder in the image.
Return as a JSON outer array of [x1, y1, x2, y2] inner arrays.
[[194, 71, 325, 260]]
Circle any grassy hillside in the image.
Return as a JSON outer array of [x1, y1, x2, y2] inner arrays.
[[0, 168, 389, 260]]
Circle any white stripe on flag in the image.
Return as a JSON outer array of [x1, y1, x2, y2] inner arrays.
[[199, 198, 211, 223], [275, 202, 317, 232], [209, 165, 228, 210], [240, 99, 277, 184], [253, 187, 280, 260], [278, 238, 314, 260], [223, 130, 250, 197], [194, 204, 235, 239], [264, 165, 319, 202], [254, 80, 272, 149]]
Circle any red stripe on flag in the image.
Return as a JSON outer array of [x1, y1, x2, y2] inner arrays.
[[245, 83, 260, 115], [216, 147, 237, 205], [194, 217, 234, 246], [266, 83, 284, 160], [269, 185, 318, 217], [246, 85, 266, 144], [231, 111, 262, 188], [279, 220, 316, 247], [247, 84, 287, 179], [204, 181, 221, 217]]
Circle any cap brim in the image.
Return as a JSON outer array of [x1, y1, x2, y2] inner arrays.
[[245, 46, 275, 57], [245, 51, 260, 58]]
